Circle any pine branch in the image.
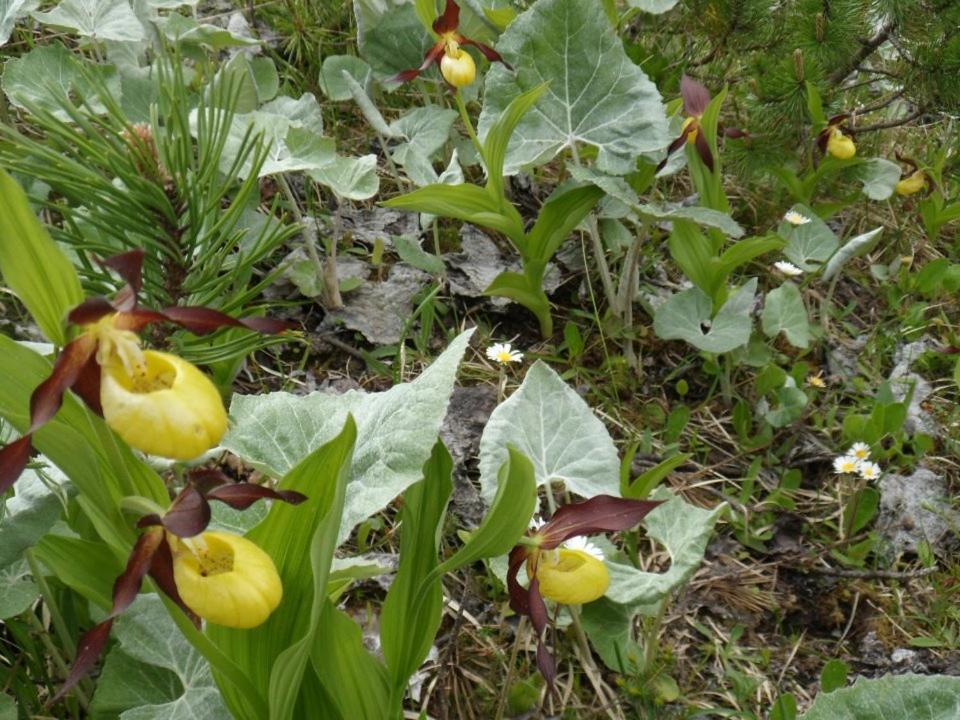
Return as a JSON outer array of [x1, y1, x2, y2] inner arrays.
[[855, 108, 925, 132], [828, 20, 896, 85]]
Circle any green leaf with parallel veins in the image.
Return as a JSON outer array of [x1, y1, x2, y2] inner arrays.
[[478, 0, 670, 174], [478, 361, 621, 502], [91, 595, 230, 720], [32, 0, 144, 41], [384, 184, 525, 242], [654, 279, 757, 354], [222, 329, 473, 547], [801, 673, 960, 719], [761, 282, 810, 348]]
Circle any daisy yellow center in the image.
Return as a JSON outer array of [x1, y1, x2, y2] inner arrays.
[[496, 351, 513, 362], [840, 460, 857, 473]]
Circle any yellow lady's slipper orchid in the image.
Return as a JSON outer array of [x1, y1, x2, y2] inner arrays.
[[826, 127, 856, 159], [527, 547, 609, 605], [100, 350, 228, 460], [170, 531, 282, 628], [895, 170, 926, 196], [439, 40, 476, 87]]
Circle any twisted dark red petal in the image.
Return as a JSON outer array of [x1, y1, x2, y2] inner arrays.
[[0, 437, 33, 495], [162, 486, 211, 538], [149, 535, 201, 628], [506, 545, 530, 614], [432, 0, 459, 34], [53, 527, 164, 701], [391, 42, 445, 85], [695, 130, 715, 172], [206, 482, 307, 510], [539, 495, 661, 550], [98, 248, 145, 301], [28, 335, 97, 431], [67, 297, 117, 325], [160, 306, 294, 336], [460, 38, 513, 70]]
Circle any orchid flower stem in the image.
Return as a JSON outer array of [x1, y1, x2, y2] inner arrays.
[[641, 598, 667, 675], [24, 608, 90, 714], [454, 90, 485, 166], [494, 615, 527, 720], [544, 479, 557, 516]]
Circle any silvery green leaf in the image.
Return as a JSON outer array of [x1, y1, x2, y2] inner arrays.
[[780, 204, 838, 272], [857, 158, 901, 201], [0, 560, 38, 619], [390, 107, 458, 184], [90, 595, 230, 720], [0, 0, 38, 45], [2, 43, 121, 119], [624, 0, 680, 12], [222, 328, 474, 545], [361, 2, 431, 80], [319, 55, 373, 101], [604, 490, 726, 606], [0, 465, 68, 568], [478, 0, 670, 174], [654, 279, 757, 354], [764, 377, 808, 428], [394, 235, 446, 275], [308, 153, 380, 200], [801, 673, 960, 720], [260, 93, 324, 135], [0, 693, 14, 720], [477, 360, 620, 503], [158, 12, 259, 48], [822, 227, 883, 281], [33, 0, 144, 41], [761, 282, 810, 348]]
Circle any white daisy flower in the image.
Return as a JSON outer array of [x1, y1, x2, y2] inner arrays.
[[486, 342, 523, 365], [563, 535, 604, 561], [857, 461, 882, 480], [833, 456, 859, 474], [774, 261, 804, 276], [784, 210, 811, 226], [848, 442, 871, 461]]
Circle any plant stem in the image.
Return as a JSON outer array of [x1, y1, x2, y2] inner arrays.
[[23, 610, 89, 713], [641, 598, 667, 675], [569, 144, 618, 315], [494, 616, 528, 720], [454, 90, 485, 165]]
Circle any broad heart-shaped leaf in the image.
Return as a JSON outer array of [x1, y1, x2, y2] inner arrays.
[[90, 595, 230, 720], [801, 673, 960, 719], [33, 0, 144, 41], [380, 442, 453, 703], [318, 55, 373, 101], [654, 279, 758, 354], [0, 464, 68, 568], [389, 107, 458, 187], [207, 418, 356, 720], [604, 490, 726, 606], [478, 0, 670, 174], [478, 361, 620, 503], [0, 560, 38, 619], [2, 42, 121, 119], [308, 153, 380, 200], [0, 0, 38, 45], [822, 227, 883, 281], [856, 158, 902, 201], [761, 282, 810, 349], [624, 0, 680, 11], [360, 2, 432, 80], [222, 328, 474, 546], [0, 169, 84, 346], [779, 204, 838, 272]]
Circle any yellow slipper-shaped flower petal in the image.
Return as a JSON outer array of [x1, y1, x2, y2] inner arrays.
[[528, 548, 610, 606], [440, 47, 476, 87], [100, 350, 228, 460], [895, 170, 926, 196], [171, 531, 282, 628], [826, 129, 856, 159]]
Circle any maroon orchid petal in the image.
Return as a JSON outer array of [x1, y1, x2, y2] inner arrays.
[[723, 127, 748, 139], [54, 527, 165, 701], [506, 545, 530, 614], [136, 514, 163, 529], [113, 307, 170, 333], [459, 38, 513, 70], [206, 483, 307, 510], [149, 535, 201, 628], [656, 124, 695, 171], [28, 335, 98, 432], [695, 130, 715, 172], [539, 495, 661, 550], [391, 42, 445, 85], [52, 619, 115, 702], [67, 297, 117, 326], [680, 75, 711, 117], [188, 468, 232, 496], [71, 351, 103, 416], [160, 306, 291, 336], [0, 436, 33, 495], [162, 486, 211, 538], [432, 0, 459, 34], [236, 316, 298, 334], [527, 576, 549, 637], [537, 641, 558, 694], [816, 128, 830, 154], [98, 249, 145, 301], [826, 113, 849, 126]]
